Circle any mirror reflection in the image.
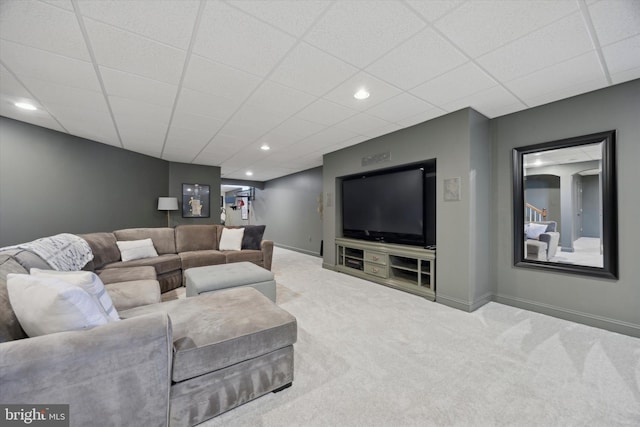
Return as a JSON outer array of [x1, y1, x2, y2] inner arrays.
[[513, 130, 617, 279], [523, 142, 603, 267]]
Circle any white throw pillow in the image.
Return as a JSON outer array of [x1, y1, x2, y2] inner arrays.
[[219, 228, 245, 251], [30, 269, 119, 321], [116, 238, 158, 262], [525, 223, 548, 239], [6, 274, 110, 337]]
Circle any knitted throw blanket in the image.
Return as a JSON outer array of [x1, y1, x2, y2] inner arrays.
[[1, 233, 94, 271]]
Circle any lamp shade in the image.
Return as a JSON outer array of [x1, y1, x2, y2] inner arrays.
[[158, 197, 178, 211]]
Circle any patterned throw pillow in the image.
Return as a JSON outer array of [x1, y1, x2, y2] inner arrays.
[[7, 274, 110, 337], [30, 269, 119, 321]]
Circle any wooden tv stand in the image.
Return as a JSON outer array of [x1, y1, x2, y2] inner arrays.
[[335, 237, 436, 300]]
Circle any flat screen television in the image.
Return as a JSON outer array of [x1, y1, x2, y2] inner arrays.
[[341, 160, 436, 247]]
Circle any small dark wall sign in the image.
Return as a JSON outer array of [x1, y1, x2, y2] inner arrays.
[[182, 183, 210, 218]]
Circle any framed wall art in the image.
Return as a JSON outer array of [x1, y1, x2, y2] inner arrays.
[[182, 183, 210, 218]]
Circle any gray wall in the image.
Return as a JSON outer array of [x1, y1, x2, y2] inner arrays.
[[323, 109, 493, 311], [168, 162, 221, 227], [252, 167, 323, 256], [0, 117, 168, 245], [492, 79, 640, 336]]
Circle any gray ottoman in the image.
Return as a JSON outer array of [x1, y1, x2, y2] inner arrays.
[[185, 262, 276, 302]]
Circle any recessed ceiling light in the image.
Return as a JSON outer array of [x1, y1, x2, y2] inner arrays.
[[246, 171, 253, 176], [15, 102, 37, 111], [353, 88, 370, 100], [260, 144, 270, 151]]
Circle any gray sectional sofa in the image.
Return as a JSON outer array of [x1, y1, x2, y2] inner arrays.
[[0, 225, 296, 427], [81, 224, 273, 293]]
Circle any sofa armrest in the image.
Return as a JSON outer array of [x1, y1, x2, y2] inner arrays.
[[261, 240, 274, 271], [539, 232, 560, 259], [0, 312, 172, 426]]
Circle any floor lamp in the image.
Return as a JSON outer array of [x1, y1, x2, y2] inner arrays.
[[158, 197, 178, 228]]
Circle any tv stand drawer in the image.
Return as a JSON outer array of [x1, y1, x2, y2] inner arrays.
[[364, 263, 388, 278], [364, 250, 387, 265]]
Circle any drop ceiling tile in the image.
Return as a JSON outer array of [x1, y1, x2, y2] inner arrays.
[[334, 112, 393, 136], [193, 1, 296, 76], [405, 0, 465, 23], [20, 76, 108, 112], [295, 99, 358, 126], [0, 102, 65, 133], [0, 40, 100, 92], [84, 19, 186, 85], [395, 108, 447, 128], [269, 42, 359, 96], [0, 0, 90, 61], [365, 93, 439, 123], [323, 135, 370, 154], [50, 105, 119, 146], [523, 78, 609, 109], [610, 67, 640, 85], [109, 96, 172, 126], [366, 28, 468, 90], [221, 104, 287, 142], [588, 0, 640, 46], [261, 117, 326, 148], [505, 52, 606, 102], [323, 72, 402, 111], [411, 62, 496, 106], [100, 67, 178, 107], [176, 88, 241, 122], [161, 151, 198, 164], [442, 85, 526, 118], [602, 34, 640, 77], [165, 111, 225, 149], [184, 55, 261, 100], [227, 0, 331, 37], [435, 0, 578, 58], [116, 118, 165, 157], [40, 1, 74, 11], [476, 12, 593, 82], [246, 81, 316, 117], [296, 126, 360, 148], [304, 1, 426, 68], [77, 0, 200, 50], [0, 64, 35, 100]]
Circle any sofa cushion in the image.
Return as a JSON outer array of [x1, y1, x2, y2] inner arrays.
[[102, 253, 181, 275], [179, 250, 226, 271], [30, 269, 119, 321], [0, 254, 29, 342], [114, 228, 176, 255], [7, 274, 110, 337], [106, 280, 161, 311], [97, 266, 157, 285], [175, 225, 219, 252], [525, 223, 548, 239], [79, 232, 120, 270], [0, 249, 51, 271], [116, 238, 159, 262], [119, 287, 297, 382], [224, 249, 263, 265]]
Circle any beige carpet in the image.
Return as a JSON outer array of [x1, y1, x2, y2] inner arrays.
[[201, 247, 640, 426]]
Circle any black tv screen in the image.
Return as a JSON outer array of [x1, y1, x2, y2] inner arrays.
[[341, 162, 436, 247]]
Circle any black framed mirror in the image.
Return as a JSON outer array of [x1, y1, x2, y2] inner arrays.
[[513, 130, 618, 279]]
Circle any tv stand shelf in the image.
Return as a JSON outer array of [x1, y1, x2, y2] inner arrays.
[[335, 238, 436, 300]]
